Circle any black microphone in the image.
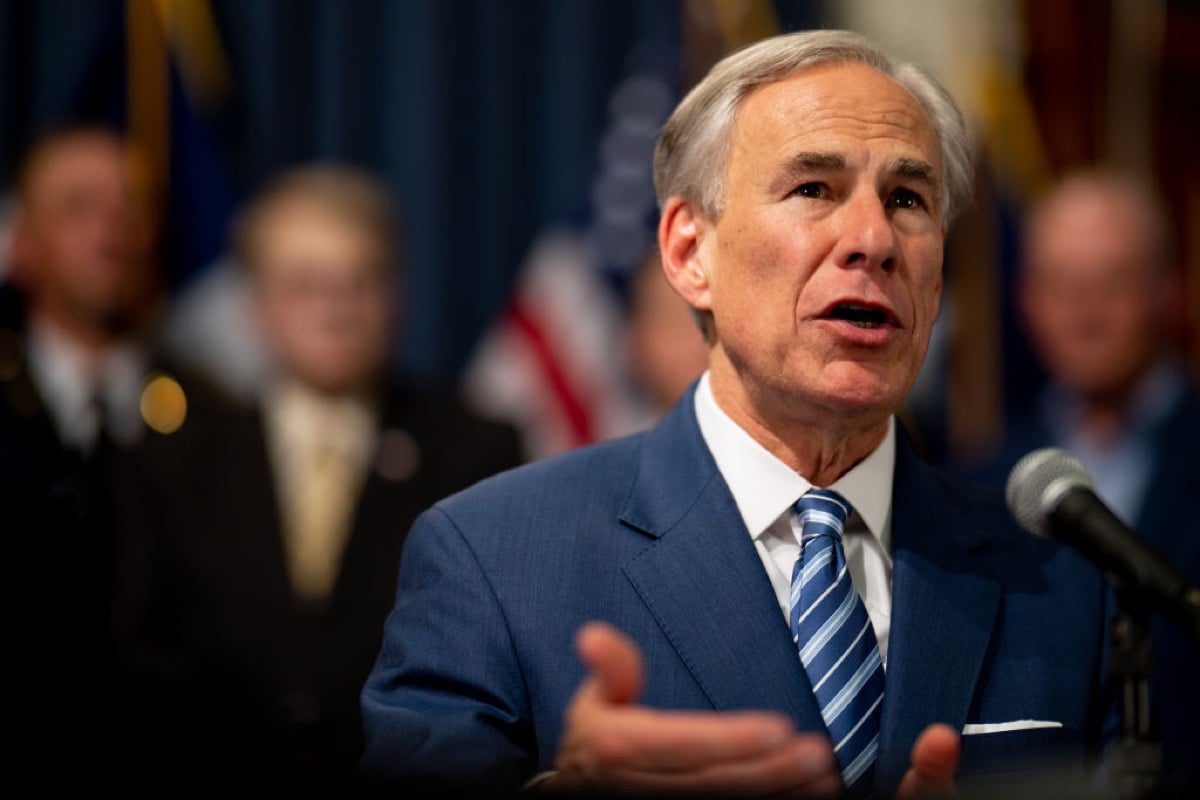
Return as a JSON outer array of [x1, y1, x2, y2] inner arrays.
[[1006, 447, 1200, 640]]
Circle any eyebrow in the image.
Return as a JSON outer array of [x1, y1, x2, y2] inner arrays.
[[787, 151, 847, 172], [890, 157, 938, 188], [768, 151, 940, 196], [766, 151, 846, 195]]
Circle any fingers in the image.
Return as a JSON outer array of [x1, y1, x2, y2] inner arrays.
[[584, 708, 798, 773], [910, 723, 960, 777], [595, 735, 841, 797], [576, 621, 643, 705], [552, 622, 843, 797], [896, 723, 960, 800]]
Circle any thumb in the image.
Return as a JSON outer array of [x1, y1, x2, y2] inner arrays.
[[575, 621, 644, 705], [896, 723, 960, 799]]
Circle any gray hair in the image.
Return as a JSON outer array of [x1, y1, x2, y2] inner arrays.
[[653, 29, 973, 225]]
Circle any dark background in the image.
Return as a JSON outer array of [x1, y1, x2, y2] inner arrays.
[[0, 0, 1196, 461]]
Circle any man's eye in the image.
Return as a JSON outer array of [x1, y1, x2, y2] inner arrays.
[[792, 182, 826, 199], [889, 188, 926, 210]]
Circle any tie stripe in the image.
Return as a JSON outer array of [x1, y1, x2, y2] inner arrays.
[[795, 563, 845, 625], [796, 584, 859, 664], [842, 733, 880, 787], [821, 649, 883, 723], [835, 693, 884, 752], [797, 549, 837, 590], [811, 618, 872, 693], [790, 488, 884, 796]]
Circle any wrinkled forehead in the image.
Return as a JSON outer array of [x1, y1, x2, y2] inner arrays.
[[731, 63, 940, 170], [698, 65, 948, 228]]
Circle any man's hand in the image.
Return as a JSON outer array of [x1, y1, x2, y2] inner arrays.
[[896, 723, 960, 799], [542, 622, 842, 797]]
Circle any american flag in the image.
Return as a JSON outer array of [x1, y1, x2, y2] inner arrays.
[[462, 42, 679, 460]]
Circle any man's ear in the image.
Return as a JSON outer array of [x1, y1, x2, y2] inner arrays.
[[658, 197, 713, 314]]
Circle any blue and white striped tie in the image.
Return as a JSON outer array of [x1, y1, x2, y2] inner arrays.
[[790, 489, 884, 795]]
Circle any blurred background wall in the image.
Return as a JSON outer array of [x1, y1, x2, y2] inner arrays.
[[0, 0, 1196, 462]]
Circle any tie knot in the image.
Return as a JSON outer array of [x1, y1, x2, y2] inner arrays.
[[794, 488, 851, 540]]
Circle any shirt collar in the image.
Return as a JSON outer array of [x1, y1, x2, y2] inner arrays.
[[26, 316, 149, 446], [265, 377, 377, 460], [1042, 358, 1187, 442], [27, 316, 97, 410], [693, 371, 894, 544]]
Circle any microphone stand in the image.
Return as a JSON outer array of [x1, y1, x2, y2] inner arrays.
[[1106, 590, 1161, 799]]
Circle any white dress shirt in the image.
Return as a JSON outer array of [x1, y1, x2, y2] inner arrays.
[[693, 372, 896, 665], [26, 317, 148, 451]]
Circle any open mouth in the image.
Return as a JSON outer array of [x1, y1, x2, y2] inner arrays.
[[824, 302, 894, 329]]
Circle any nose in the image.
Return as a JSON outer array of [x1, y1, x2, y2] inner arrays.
[[833, 191, 899, 273]]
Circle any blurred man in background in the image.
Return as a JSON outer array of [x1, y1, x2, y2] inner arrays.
[[0, 124, 213, 779], [3, 126, 159, 449], [1, 126, 161, 532], [109, 165, 522, 788], [964, 169, 1200, 785]]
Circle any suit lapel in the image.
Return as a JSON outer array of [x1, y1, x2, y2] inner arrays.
[[616, 397, 1011, 784], [875, 431, 1002, 792], [618, 389, 825, 731]]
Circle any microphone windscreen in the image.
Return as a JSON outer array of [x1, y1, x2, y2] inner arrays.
[[1005, 447, 1093, 537]]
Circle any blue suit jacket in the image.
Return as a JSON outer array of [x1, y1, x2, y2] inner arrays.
[[360, 387, 1109, 795]]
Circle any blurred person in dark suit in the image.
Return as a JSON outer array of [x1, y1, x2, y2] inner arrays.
[[2, 126, 165, 457], [962, 169, 1200, 786], [0, 125, 217, 779], [109, 164, 522, 788]]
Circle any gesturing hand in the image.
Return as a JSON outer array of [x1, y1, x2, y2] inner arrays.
[[542, 622, 842, 797]]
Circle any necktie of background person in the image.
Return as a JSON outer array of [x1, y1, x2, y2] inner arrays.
[[86, 385, 113, 457], [790, 489, 885, 795], [283, 421, 361, 601]]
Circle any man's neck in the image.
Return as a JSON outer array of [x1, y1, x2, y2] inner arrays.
[[1074, 367, 1155, 442], [1074, 401, 1127, 443], [1052, 359, 1183, 445], [266, 374, 379, 419], [708, 369, 889, 487], [29, 301, 121, 355]]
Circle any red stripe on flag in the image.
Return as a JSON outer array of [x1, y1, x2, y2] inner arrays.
[[508, 303, 594, 447]]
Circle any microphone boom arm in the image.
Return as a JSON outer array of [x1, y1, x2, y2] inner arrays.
[[1048, 487, 1200, 642]]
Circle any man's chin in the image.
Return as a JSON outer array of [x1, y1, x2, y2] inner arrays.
[[819, 362, 906, 406], [297, 365, 378, 397]]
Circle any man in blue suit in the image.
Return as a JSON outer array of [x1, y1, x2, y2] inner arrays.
[[360, 30, 1110, 797]]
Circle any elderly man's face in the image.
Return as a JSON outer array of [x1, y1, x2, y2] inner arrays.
[[253, 199, 393, 395], [687, 63, 945, 431]]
